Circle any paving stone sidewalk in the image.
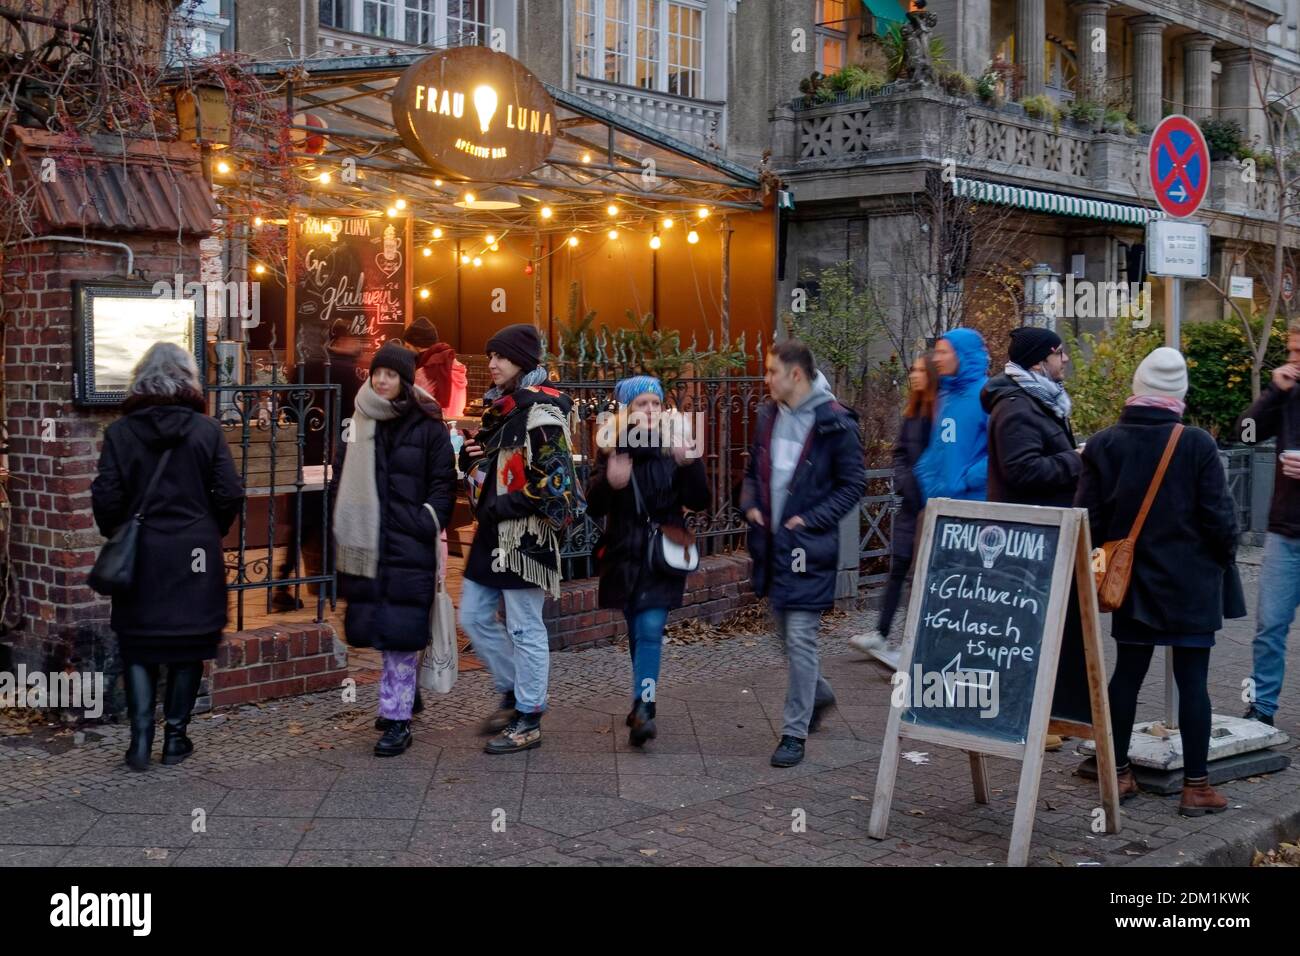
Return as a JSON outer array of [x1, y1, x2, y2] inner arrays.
[[1, 551, 1297, 867]]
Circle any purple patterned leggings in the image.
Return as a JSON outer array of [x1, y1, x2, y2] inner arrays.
[[379, 650, 421, 720]]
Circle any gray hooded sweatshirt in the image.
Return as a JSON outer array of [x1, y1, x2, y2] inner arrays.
[[770, 371, 836, 525]]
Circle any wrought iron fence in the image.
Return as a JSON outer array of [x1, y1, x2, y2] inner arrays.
[[207, 382, 340, 630], [859, 468, 897, 588]]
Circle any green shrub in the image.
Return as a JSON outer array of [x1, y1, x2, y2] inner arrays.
[[1103, 107, 1128, 127], [1183, 314, 1287, 439], [1199, 118, 1245, 161], [1065, 312, 1162, 440], [938, 70, 976, 97], [1068, 100, 1104, 124], [1019, 94, 1061, 124], [975, 71, 998, 102]]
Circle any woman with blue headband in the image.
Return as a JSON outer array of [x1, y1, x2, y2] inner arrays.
[[586, 375, 710, 746]]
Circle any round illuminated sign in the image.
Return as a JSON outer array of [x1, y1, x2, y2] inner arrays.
[[391, 47, 556, 182]]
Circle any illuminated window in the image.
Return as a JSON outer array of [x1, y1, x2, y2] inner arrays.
[[574, 0, 706, 98], [815, 0, 847, 74]]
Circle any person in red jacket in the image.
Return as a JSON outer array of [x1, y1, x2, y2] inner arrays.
[[403, 318, 468, 418]]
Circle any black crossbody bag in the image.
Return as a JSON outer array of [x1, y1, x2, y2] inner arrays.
[[88, 448, 173, 597], [630, 467, 699, 578]]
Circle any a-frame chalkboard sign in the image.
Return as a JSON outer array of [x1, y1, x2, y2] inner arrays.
[[868, 499, 1120, 867]]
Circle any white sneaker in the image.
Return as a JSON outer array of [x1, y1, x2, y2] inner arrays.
[[849, 632, 887, 656]]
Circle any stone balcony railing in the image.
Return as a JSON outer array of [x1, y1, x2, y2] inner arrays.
[[572, 76, 725, 151], [778, 86, 1285, 222]]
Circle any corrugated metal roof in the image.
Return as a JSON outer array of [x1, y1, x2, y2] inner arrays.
[[10, 127, 218, 236]]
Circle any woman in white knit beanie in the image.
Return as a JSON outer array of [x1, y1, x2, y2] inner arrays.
[[1074, 346, 1244, 817]]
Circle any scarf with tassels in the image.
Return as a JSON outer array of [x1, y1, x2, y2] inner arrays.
[[467, 368, 583, 597], [334, 379, 437, 579]]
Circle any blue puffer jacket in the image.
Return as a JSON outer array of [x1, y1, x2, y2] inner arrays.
[[741, 394, 865, 612], [914, 327, 989, 502]]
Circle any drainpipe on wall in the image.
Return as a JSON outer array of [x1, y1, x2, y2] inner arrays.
[[9, 236, 135, 277]]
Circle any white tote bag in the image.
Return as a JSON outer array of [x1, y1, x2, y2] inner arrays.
[[419, 503, 458, 694]]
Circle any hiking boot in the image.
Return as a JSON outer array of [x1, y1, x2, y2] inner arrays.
[[770, 735, 805, 768], [480, 690, 517, 736], [808, 696, 836, 734], [1243, 705, 1274, 726], [374, 720, 413, 757], [1116, 766, 1141, 803], [629, 702, 657, 748], [1179, 779, 1229, 817], [849, 632, 886, 656], [485, 712, 542, 755]]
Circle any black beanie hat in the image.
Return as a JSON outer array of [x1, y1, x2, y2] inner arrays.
[[486, 323, 542, 373], [404, 317, 439, 349], [1008, 326, 1062, 369], [370, 340, 416, 388]]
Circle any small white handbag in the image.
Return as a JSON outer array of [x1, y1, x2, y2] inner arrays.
[[419, 502, 458, 694]]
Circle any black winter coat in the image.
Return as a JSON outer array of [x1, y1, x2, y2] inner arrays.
[[891, 412, 931, 560], [1074, 406, 1238, 642], [980, 374, 1080, 507], [741, 397, 865, 612], [586, 448, 710, 612], [333, 400, 457, 652], [1238, 381, 1300, 538], [91, 398, 245, 659]]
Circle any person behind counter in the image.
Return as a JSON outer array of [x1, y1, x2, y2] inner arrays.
[[402, 317, 468, 419]]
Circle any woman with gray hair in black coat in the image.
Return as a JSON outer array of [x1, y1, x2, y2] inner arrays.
[[91, 342, 245, 771]]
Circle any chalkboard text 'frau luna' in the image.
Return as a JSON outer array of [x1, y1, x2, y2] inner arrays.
[[939, 522, 1046, 565]]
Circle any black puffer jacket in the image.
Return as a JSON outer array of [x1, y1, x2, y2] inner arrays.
[[333, 399, 457, 652], [890, 412, 931, 559], [980, 373, 1080, 506], [91, 396, 244, 649], [1074, 405, 1238, 641], [587, 446, 710, 612], [1238, 380, 1300, 537]]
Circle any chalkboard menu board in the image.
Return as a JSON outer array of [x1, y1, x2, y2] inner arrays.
[[902, 514, 1062, 744], [294, 215, 409, 363]]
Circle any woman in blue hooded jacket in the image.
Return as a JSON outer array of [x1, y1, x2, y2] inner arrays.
[[913, 327, 990, 502]]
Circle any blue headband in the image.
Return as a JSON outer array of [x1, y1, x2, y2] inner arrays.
[[615, 375, 665, 406]]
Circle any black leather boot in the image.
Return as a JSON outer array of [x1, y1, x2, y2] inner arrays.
[[161, 662, 204, 766], [123, 663, 158, 772], [629, 702, 657, 748], [374, 720, 413, 756]]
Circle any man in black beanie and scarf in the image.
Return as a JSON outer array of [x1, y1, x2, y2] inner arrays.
[[458, 323, 583, 754]]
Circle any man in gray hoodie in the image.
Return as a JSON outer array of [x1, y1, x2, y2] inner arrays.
[[743, 341, 865, 767]]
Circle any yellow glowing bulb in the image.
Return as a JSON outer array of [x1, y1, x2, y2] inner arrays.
[[434, 178, 443, 187], [464, 191, 476, 204], [460, 254, 470, 264], [216, 160, 231, 175], [606, 204, 619, 217], [540, 206, 553, 219], [490, 242, 500, 252], [687, 230, 700, 244], [473, 85, 499, 134], [386, 206, 398, 217], [697, 206, 710, 219], [662, 217, 674, 230], [649, 235, 662, 250], [419, 288, 431, 299], [472, 256, 483, 268], [422, 247, 433, 257], [252, 216, 263, 227], [253, 263, 266, 275], [395, 198, 407, 210], [567, 235, 579, 247], [432, 227, 443, 239], [581, 152, 592, 164], [485, 233, 496, 245], [318, 171, 331, 184], [608, 229, 619, 241]]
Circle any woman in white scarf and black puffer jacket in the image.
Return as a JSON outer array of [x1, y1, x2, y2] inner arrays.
[[332, 341, 458, 756]]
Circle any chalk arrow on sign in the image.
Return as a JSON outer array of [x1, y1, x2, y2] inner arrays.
[[940, 653, 998, 705]]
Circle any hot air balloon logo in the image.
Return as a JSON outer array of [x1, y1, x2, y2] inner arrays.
[[976, 525, 1007, 569], [473, 85, 498, 134]]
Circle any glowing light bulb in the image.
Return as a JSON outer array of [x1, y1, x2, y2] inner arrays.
[[473, 85, 499, 134], [386, 206, 398, 217], [252, 217, 263, 227], [216, 160, 231, 175], [432, 227, 443, 239], [490, 242, 500, 252], [540, 206, 553, 219], [253, 263, 266, 275], [661, 217, 674, 230], [649, 235, 661, 250], [434, 178, 443, 187], [419, 288, 431, 300], [318, 171, 331, 184], [697, 206, 710, 219], [608, 229, 619, 241], [460, 254, 470, 264], [394, 198, 407, 210], [422, 247, 433, 257], [687, 230, 700, 244], [606, 204, 619, 217], [567, 235, 579, 247], [472, 256, 483, 268], [485, 233, 496, 245], [581, 152, 592, 164], [464, 191, 476, 204]]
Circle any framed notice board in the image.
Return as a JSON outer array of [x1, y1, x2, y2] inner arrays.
[[868, 499, 1120, 867]]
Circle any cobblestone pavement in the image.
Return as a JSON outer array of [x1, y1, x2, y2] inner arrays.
[[1, 550, 1296, 867]]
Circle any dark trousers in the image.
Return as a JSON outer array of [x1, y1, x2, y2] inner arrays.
[[876, 549, 914, 637], [1108, 643, 1213, 779], [277, 490, 325, 583]]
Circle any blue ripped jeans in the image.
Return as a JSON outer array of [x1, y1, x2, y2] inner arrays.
[[458, 579, 550, 714], [624, 607, 669, 707]]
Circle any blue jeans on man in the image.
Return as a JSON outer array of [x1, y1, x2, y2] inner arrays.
[[458, 579, 550, 714], [1251, 532, 1300, 719]]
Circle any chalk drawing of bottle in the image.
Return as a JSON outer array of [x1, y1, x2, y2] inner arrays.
[[976, 525, 1007, 569], [383, 224, 397, 261]]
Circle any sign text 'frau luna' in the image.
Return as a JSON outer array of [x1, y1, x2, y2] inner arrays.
[[391, 46, 556, 182]]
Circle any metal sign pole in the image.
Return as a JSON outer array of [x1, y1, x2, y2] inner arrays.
[[1164, 274, 1182, 729]]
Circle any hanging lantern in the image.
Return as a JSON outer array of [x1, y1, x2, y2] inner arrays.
[[524, 263, 535, 276]]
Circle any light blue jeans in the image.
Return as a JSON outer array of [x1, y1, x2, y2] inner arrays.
[[458, 579, 550, 714], [1252, 532, 1300, 717]]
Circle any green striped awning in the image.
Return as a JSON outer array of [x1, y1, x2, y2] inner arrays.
[[862, 0, 907, 36], [952, 177, 1163, 225]]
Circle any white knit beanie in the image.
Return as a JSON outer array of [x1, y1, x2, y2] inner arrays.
[[1132, 347, 1189, 400]]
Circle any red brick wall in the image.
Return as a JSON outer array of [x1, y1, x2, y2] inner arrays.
[[1, 238, 203, 692], [544, 553, 755, 649], [206, 623, 348, 710]]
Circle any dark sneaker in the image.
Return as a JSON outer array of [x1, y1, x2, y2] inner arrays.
[[1243, 705, 1275, 726], [485, 712, 542, 755], [480, 690, 518, 736], [629, 702, 657, 748], [770, 735, 805, 768], [808, 697, 836, 733], [374, 720, 413, 757]]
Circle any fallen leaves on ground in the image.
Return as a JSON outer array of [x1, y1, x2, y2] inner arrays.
[[1252, 842, 1300, 867]]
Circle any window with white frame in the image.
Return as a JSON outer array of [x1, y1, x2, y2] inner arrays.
[[815, 0, 847, 74], [574, 0, 706, 98], [321, 0, 488, 46]]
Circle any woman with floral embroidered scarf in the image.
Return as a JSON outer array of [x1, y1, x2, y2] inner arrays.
[[458, 324, 583, 755]]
